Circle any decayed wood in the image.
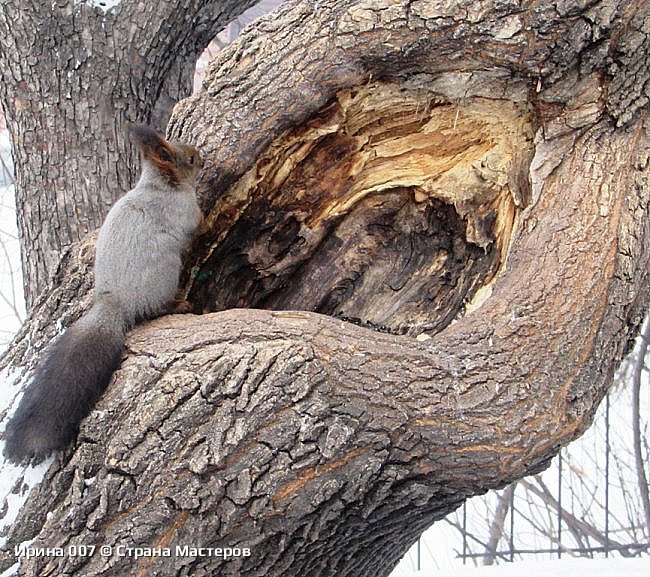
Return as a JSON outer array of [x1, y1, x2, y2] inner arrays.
[[186, 84, 533, 335], [0, 1, 648, 576]]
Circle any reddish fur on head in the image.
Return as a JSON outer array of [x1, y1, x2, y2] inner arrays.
[[129, 124, 201, 187]]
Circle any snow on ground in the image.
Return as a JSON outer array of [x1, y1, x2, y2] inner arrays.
[[74, 0, 122, 13], [393, 557, 650, 577], [0, 130, 24, 350]]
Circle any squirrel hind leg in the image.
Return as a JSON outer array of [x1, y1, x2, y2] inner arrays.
[[166, 297, 194, 315]]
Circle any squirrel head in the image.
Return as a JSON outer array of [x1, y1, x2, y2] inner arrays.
[[129, 124, 202, 187]]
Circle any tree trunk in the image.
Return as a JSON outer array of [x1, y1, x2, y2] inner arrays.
[[1, 1, 649, 576], [0, 0, 257, 308]]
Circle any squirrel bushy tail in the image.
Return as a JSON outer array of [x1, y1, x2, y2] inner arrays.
[[4, 296, 128, 462]]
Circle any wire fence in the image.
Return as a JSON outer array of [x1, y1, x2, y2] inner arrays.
[[397, 326, 650, 572], [455, 395, 649, 565]]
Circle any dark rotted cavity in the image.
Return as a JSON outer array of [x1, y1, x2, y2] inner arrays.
[[189, 188, 500, 336]]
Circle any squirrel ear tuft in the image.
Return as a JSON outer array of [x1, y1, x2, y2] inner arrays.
[[129, 124, 169, 157], [128, 124, 180, 185]]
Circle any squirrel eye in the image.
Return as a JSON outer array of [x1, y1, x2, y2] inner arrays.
[[188, 155, 195, 166]]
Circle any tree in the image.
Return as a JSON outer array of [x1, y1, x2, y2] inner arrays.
[[438, 321, 649, 566], [0, 0, 257, 308], [1, 1, 649, 576]]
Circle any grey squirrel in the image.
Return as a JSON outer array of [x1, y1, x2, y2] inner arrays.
[[3, 125, 203, 463]]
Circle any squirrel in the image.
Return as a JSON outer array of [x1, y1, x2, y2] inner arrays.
[[3, 125, 203, 463]]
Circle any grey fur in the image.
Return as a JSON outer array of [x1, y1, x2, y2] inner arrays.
[[4, 128, 201, 463], [94, 162, 202, 322]]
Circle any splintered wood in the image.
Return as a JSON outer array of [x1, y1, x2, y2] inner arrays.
[[191, 82, 535, 336]]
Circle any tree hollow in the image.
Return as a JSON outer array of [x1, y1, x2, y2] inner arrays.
[[188, 82, 534, 335]]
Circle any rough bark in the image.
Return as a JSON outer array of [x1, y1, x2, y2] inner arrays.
[[0, 0, 257, 308], [0, 1, 649, 576]]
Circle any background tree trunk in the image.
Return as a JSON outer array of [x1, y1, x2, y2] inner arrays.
[[0, 0, 257, 308], [1, 1, 649, 576]]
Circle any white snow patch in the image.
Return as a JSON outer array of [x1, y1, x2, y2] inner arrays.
[[0, 366, 25, 423], [0, 456, 52, 548], [2, 538, 35, 576], [0, 367, 52, 546], [74, 0, 121, 13], [393, 557, 650, 577]]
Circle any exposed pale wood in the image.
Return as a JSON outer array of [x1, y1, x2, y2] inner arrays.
[[187, 84, 532, 335]]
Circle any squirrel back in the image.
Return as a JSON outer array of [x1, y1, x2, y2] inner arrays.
[[95, 126, 202, 322], [4, 125, 202, 463]]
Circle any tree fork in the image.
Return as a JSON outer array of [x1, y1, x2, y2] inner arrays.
[[0, 0, 258, 307], [0, 1, 649, 576]]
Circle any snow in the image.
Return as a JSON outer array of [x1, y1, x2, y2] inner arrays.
[[393, 557, 650, 577], [73, 0, 121, 13], [0, 366, 53, 553], [0, 562, 18, 577], [0, 366, 23, 419], [0, 453, 52, 552]]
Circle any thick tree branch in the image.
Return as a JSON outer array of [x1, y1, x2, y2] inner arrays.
[[1, 1, 649, 576]]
